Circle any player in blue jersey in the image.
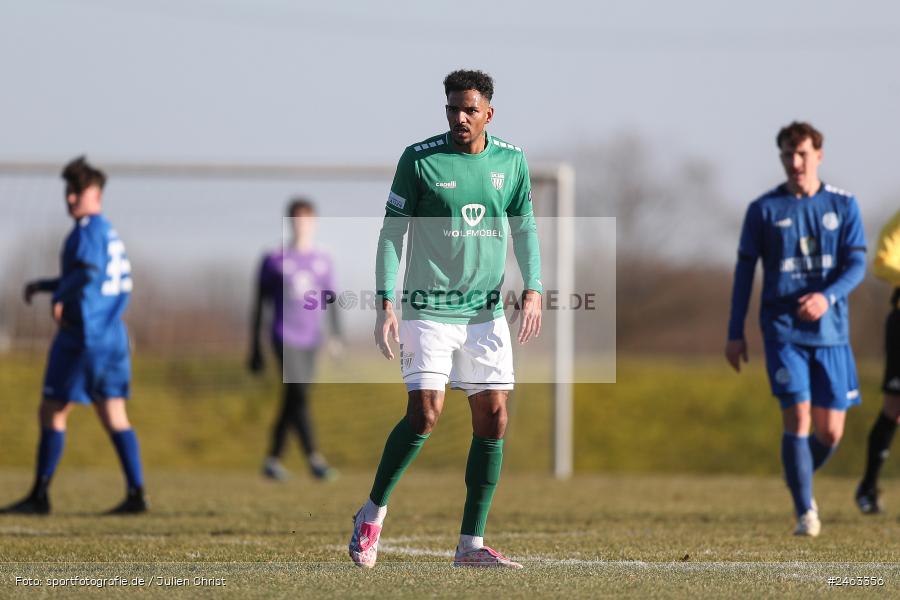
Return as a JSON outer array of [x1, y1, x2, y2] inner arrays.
[[0, 157, 147, 515], [725, 122, 867, 536]]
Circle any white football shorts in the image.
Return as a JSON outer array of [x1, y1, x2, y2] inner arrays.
[[398, 317, 515, 395]]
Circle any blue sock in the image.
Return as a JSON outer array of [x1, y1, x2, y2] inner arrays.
[[35, 429, 65, 487], [781, 433, 813, 516], [110, 429, 144, 490], [809, 435, 836, 471]]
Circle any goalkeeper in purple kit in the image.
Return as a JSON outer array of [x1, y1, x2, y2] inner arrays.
[[249, 198, 341, 481]]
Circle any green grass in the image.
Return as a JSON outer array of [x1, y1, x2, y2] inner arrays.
[[0, 352, 894, 478], [1, 470, 899, 598], [2, 352, 900, 597]]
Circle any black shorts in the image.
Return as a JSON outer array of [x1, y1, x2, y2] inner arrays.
[[883, 304, 900, 395]]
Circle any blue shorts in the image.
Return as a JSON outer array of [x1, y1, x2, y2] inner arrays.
[[42, 336, 131, 404], [763, 341, 860, 411]]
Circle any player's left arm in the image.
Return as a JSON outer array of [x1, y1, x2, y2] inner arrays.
[[798, 197, 867, 321], [507, 154, 542, 344]]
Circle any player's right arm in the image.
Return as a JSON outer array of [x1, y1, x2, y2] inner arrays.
[[873, 209, 900, 286], [49, 227, 103, 324], [375, 148, 419, 359], [725, 202, 762, 372], [23, 278, 60, 304], [248, 255, 271, 373]]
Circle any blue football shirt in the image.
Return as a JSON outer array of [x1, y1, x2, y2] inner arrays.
[[53, 214, 132, 349], [733, 183, 866, 346]]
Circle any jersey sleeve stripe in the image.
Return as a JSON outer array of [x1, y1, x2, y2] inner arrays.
[[386, 205, 410, 217]]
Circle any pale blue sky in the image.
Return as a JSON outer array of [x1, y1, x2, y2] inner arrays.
[[2, 0, 898, 352], [2, 1, 898, 207], [1, 0, 899, 271]]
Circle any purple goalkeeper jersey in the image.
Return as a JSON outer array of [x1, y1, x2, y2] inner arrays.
[[259, 247, 335, 349]]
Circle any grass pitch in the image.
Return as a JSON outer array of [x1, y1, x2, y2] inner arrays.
[[1, 470, 899, 598], [2, 351, 899, 597], [1, 352, 896, 479]]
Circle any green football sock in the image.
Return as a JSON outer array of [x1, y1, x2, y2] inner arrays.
[[460, 436, 504, 536], [369, 418, 430, 506]]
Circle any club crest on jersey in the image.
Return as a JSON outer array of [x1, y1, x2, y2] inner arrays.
[[799, 236, 817, 256], [462, 203, 486, 227], [490, 172, 505, 191]]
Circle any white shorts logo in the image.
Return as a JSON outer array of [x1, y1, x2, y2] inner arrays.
[[399, 345, 414, 372], [775, 368, 791, 385], [822, 212, 839, 231], [462, 204, 486, 227]]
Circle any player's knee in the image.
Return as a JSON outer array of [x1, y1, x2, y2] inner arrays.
[[474, 408, 507, 439], [492, 409, 508, 436], [883, 395, 900, 422], [106, 414, 132, 432], [816, 427, 843, 447], [39, 402, 68, 430], [407, 408, 440, 435], [782, 417, 810, 436], [96, 402, 131, 432]]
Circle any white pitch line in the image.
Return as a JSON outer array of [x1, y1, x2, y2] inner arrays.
[[379, 544, 453, 558], [344, 544, 900, 571]]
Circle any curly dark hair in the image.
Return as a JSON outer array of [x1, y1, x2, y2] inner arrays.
[[776, 121, 823, 150], [61, 155, 106, 193], [443, 69, 494, 101]]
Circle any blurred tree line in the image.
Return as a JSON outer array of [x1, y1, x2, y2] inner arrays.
[[1, 133, 894, 358]]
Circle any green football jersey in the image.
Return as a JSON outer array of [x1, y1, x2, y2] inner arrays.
[[376, 131, 542, 323]]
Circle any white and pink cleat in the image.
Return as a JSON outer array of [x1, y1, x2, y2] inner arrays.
[[452, 545, 523, 569], [348, 509, 382, 568]]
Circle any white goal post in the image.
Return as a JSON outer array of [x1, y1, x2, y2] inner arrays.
[[0, 160, 576, 479]]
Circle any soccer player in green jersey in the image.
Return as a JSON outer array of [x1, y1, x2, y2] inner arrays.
[[348, 70, 542, 569]]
